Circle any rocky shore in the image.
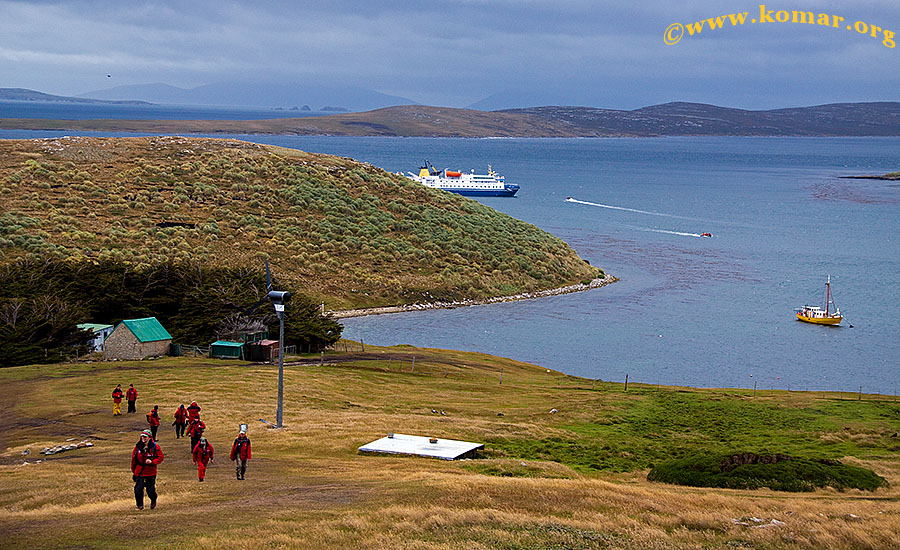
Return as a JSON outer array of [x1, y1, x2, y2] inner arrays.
[[328, 274, 617, 319]]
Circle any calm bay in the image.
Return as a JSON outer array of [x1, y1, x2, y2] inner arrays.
[[2, 129, 898, 392]]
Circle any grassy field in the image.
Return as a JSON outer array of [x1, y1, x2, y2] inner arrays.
[[2, 345, 899, 549]]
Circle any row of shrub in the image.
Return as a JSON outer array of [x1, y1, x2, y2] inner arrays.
[[0, 258, 342, 367], [647, 452, 888, 492]]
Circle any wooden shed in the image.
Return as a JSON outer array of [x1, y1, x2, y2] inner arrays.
[[103, 317, 172, 361], [247, 339, 279, 361], [210, 340, 246, 359]]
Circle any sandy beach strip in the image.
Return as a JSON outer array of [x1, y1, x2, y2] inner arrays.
[[328, 274, 617, 319]]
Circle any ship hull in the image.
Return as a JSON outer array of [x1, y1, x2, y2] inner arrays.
[[440, 187, 519, 197], [796, 313, 842, 325]]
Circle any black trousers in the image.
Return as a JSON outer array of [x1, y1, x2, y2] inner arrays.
[[191, 434, 200, 452], [174, 422, 186, 438], [127, 400, 136, 413], [134, 475, 157, 508], [150, 425, 158, 439]]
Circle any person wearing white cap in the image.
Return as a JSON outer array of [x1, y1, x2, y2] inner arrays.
[[131, 429, 164, 510], [229, 426, 251, 480]]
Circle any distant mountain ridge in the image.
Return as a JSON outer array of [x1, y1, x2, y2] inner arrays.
[[77, 81, 417, 112], [501, 101, 900, 136], [3, 97, 900, 137], [0, 87, 150, 105]]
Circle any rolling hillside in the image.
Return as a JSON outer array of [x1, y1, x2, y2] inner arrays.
[[3, 102, 900, 136], [0, 136, 601, 310]]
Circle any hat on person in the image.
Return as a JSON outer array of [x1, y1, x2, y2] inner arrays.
[[239, 426, 247, 434], [199, 437, 207, 443], [141, 429, 152, 438]]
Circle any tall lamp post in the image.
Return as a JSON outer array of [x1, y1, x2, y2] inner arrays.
[[268, 289, 290, 428]]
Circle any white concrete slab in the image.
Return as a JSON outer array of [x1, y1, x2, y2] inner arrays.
[[358, 433, 484, 460]]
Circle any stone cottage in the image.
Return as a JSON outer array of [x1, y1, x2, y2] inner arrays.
[[103, 317, 172, 360]]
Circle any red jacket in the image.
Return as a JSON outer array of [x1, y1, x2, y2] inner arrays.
[[192, 442, 214, 465], [187, 419, 206, 437], [112, 388, 124, 403], [147, 409, 160, 427], [187, 402, 201, 421], [174, 405, 188, 423], [230, 435, 251, 461], [131, 440, 164, 477], [126, 387, 137, 401]]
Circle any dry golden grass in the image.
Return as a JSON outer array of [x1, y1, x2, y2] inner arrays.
[[1, 348, 898, 549]]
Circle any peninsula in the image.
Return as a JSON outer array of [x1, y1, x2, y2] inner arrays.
[[3, 101, 900, 137]]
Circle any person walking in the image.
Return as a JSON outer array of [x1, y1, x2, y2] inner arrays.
[[146, 405, 161, 440], [187, 416, 206, 452], [192, 437, 214, 482], [126, 384, 138, 414], [187, 401, 201, 423], [173, 404, 188, 439], [229, 426, 251, 480], [131, 429, 164, 510], [111, 384, 124, 416]]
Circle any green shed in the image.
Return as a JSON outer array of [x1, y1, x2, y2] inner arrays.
[[210, 340, 246, 359]]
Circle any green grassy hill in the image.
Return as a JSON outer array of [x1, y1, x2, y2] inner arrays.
[[0, 136, 601, 310]]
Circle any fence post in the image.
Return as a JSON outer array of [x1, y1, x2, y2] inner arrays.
[[500, 367, 503, 385], [859, 386, 862, 401], [624, 373, 628, 392]]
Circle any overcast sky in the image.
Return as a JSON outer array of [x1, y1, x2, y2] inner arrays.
[[2, 0, 898, 109]]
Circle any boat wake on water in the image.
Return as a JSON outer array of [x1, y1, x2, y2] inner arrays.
[[565, 197, 675, 217], [566, 197, 711, 238], [628, 225, 706, 238]]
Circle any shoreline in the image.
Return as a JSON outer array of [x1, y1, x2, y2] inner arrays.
[[327, 274, 617, 319]]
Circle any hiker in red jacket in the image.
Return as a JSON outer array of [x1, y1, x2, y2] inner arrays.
[[188, 417, 206, 452], [173, 404, 188, 439], [146, 405, 161, 440], [111, 384, 124, 416], [229, 426, 251, 480], [131, 429, 164, 510], [187, 401, 201, 422], [192, 437, 214, 482], [126, 384, 138, 413]]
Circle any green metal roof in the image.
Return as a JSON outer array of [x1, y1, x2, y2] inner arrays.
[[120, 317, 172, 343], [77, 323, 114, 332], [210, 340, 245, 348]]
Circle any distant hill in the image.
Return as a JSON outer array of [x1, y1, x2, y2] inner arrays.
[[501, 102, 900, 136], [0, 105, 577, 136], [78, 81, 417, 112], [0, 136, 600, 309], [0, 87, 150, 105], [3, 101, 900, 136]]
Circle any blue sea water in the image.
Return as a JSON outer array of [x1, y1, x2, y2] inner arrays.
[[2, 129, 898, 392]]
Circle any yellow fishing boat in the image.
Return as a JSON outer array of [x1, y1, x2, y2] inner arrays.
[[795, 275, 842, 325]]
